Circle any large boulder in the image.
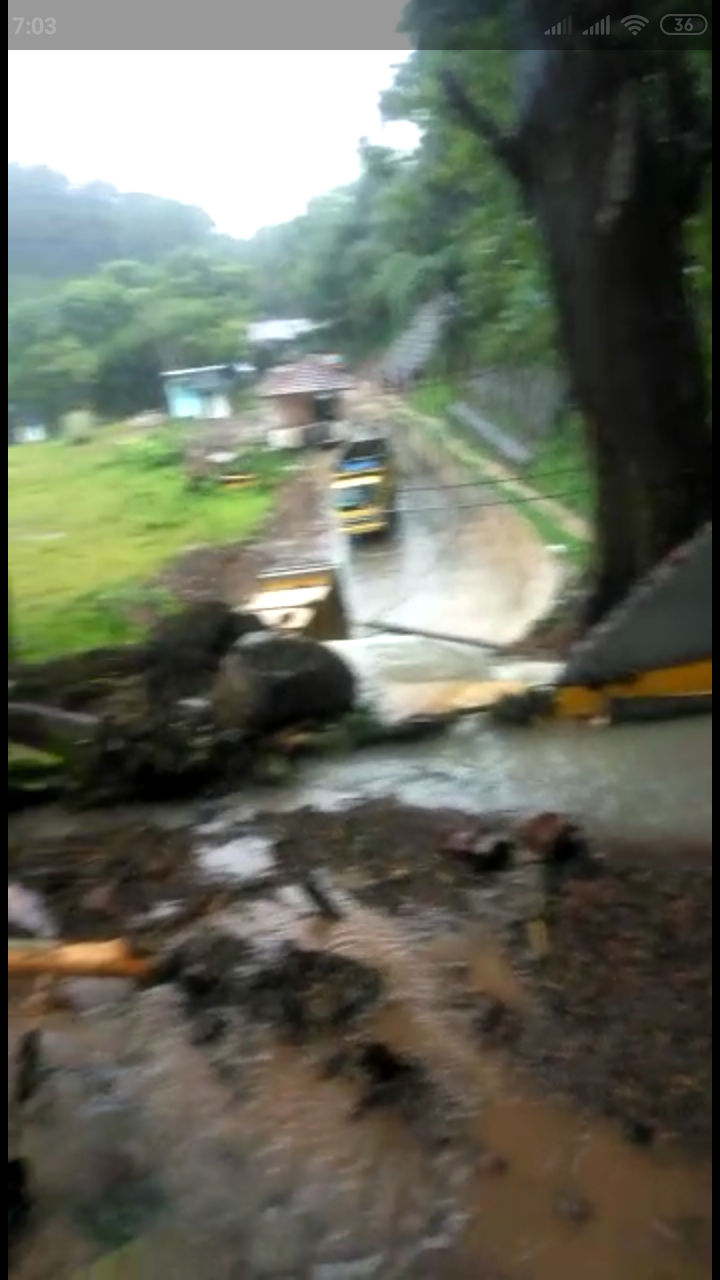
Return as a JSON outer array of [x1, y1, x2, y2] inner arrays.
[[211, 632, 356, 733], [145, 602, 267, 701]]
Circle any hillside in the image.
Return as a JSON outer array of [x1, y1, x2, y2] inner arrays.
[[8, 163, 256, 423], [8, 163, 222, 300]]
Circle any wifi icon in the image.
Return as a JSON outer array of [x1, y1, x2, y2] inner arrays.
[[621, 14, 650, 33]]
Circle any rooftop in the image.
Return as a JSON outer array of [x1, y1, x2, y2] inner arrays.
[[248, 318, 326, 345], [257, 359, 355, 398], [160, 363, 253, 380]]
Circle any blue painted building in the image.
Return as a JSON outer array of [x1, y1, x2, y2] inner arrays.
[[160, 363, 254, 420]]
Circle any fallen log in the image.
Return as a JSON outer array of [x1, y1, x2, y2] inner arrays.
[[8, 693, 225, 804], [8, 701, 102, 766]]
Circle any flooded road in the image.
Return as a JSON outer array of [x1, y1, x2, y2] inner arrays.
[[187, 710, 709, 846], [313, 470, 711, 844], [336, 473, 564, 647]]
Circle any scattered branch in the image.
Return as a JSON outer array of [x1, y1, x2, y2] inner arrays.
[[7, 938, 151, 980]]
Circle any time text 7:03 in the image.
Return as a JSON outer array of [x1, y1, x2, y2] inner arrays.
[[12, 17, 58, 35]]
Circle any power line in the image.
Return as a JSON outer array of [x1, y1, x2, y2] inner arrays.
[[398, 458, 711, 493], [400, 466, 589, 491], [397, 488, 588, 513]]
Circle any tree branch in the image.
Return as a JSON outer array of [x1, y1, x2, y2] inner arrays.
[[438, 69, 526, 185]]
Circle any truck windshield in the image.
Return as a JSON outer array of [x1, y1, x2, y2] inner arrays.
[[334, 484, 376, 511]]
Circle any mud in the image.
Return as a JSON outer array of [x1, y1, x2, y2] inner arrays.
[[8, 822, 221, 944], [157, 456, 334, 607], [8, 797, 711, 1278]]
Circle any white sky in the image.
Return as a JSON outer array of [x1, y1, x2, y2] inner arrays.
[[8, 50, 417, 238]]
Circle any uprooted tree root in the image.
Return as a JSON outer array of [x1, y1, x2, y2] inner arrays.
[[8, 603, 347, 807], [9, 602, 462, 810]]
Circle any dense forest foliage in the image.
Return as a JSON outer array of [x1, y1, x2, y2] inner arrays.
[[8, 163, 217, 298], [8, 48, 711, 429]]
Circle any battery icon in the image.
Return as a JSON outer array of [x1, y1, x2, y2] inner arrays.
[[660, 13, 709, 34]]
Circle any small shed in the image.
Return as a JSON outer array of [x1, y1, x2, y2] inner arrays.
[[160, 363, 254, 420], [257, 359, 355, 446]]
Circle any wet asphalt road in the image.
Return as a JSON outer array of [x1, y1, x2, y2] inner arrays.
[[335, 473, 563, 647], [322, 472, 712, 845]]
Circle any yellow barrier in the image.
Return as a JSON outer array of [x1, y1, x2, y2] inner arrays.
[[246, 565, 349, 642], [217, 472, 256, 487], [553, 658, 712, 719]]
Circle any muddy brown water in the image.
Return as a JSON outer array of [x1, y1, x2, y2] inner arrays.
[[8, 796, 712, 1279], [8, 942, 712, 1279]]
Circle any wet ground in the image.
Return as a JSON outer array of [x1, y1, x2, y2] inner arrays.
[[8, 448, 711, 1275], [8, 791, 712, 1279], [293, 713, 713, 842], [161, 450, 565, 654], [338, 473, 563, 648]]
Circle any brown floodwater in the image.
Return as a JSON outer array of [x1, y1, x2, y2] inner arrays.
[[9, 894, 711, 1279]]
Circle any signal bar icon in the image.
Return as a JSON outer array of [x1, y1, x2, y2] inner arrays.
[[583, 14, 611, 33], [544, 15, 572, 33]]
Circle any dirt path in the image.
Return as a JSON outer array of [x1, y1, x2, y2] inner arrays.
[[350, 381, 589, 542], [157, 455, 333, 608]]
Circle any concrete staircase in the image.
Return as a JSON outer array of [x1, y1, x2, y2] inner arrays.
[[379, 294, 455, 386]]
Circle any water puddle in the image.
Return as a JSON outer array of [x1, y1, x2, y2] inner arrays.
[[461, 1097, 711, 1279], [230, 908, 711, 1278], [196, 832, 277, 884]]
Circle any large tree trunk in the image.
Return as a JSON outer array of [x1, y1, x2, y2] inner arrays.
[[441, 44, 712, 625], [520, 52, 712, 624]]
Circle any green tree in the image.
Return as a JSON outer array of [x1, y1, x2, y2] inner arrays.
[[8, 162, 216, 297], [397, 4, 712, 621], [8, 247, 251, 423]]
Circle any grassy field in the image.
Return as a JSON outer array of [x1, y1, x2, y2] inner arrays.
[[8, 429, 289, 660]]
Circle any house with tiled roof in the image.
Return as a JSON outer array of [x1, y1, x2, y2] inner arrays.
[[257, 357, 355, 446]]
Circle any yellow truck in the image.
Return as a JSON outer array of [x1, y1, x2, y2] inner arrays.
[[330, 436, 398, 538]]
